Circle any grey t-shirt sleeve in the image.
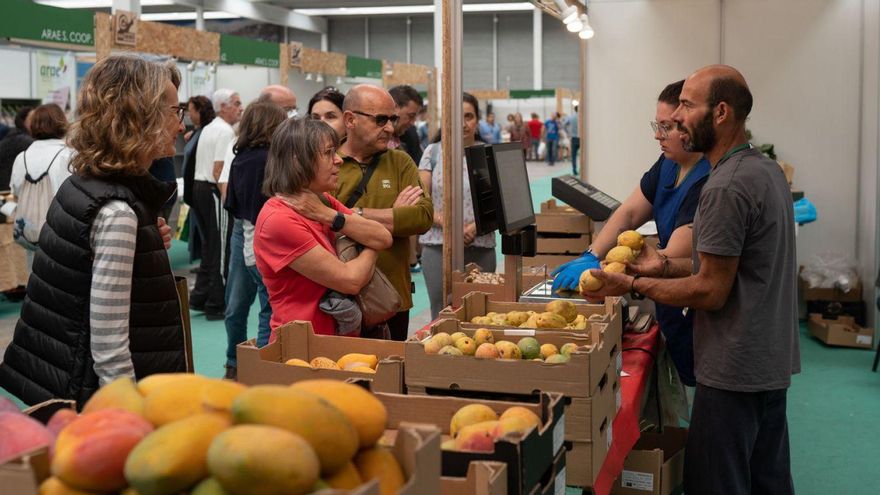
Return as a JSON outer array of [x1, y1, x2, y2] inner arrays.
[[695, 186, 752, 257]]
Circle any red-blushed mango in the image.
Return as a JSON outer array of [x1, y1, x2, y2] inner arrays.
[[231, 385, 358, 474], [124, 412, 231, 495], [492, 416, 537, 439], [52, 409, 153, 492], [207, 425, 320, 495], [354, 447, 405, 495], [46, 409, 78, 437], [499, 406, 541, 429], [81, 377, 144, 416], [0, 411, 54, 463], [289, 380, 387, 449], [454, 421, 498, 452], [450, 404, 498, 438]]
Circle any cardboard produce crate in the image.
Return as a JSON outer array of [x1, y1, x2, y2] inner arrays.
[[0, 400, 77, 495], [808, 314, 874, 349], [441, 291, 624, 344], [612, 428, 687, 495], [376, 390, 565, 495], [442, 462, 508, 495], [450, 265, 552, 307], [565, 418, 612, 488], [237, 321, 405, 393], [536, 233, 591, 255], [536, 199, 592, 234], [799, 267, 862, 302]]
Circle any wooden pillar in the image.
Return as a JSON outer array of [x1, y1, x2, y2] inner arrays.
[[94, 13, 112, 61], [279, 43, 290, 86], [441, 0, 464, 305], [579, 38, 588, 181]]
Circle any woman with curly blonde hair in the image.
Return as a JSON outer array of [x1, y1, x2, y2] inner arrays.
[[0, 54, 188, 407]]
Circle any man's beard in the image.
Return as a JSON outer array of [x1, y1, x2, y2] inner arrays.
[[680, 111, 716, 153]]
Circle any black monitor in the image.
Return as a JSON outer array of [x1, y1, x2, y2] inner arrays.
[[466, 142, 535, 235]]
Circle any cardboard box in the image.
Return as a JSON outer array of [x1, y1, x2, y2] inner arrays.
[[523, 254, 579, 271], [376, 390, 565, 495], [440, 291, 624, 345], [565, 362, 620, 443], [612, 428, 687, 495], [536, 233, 591, 255], [407, 319, 617, 398], [536, 200, 592, 234], [236, 321, 405, 393], [799, 267, 862, 302], [317, 423, 441, 495], [442, 462, 508, 495], [565, 416, 612, 488], [808, 314, 874, 349], [0, 400, 76, 495]]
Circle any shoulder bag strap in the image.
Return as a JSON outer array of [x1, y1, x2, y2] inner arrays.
[[344, 152, 383, 209]]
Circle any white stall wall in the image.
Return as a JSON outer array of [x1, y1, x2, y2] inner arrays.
[[0, 47, 33, 99], [585, 0, 879, 322], [216, 65, 274, 105]]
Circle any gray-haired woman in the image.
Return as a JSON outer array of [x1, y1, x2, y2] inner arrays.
[[254, 118, 391, 340]]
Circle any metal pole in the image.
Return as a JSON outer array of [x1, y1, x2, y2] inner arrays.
[[533, 8, 542, 90], [493, 14, 499, 90], [579, 37, 588, 181], [195, 7, 205, 31], [406, 17, 413, 64], [364, 18, 370, 58], [441, 0, 465, 302]]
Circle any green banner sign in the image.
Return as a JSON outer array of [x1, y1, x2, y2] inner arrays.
[[0, 0, 94, 47], [219, 34, 280, 68], [510, 89, 556, 99], [346, 56, 383, 79]]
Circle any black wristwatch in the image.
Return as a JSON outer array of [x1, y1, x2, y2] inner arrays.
[[630, 274, 646, 300], [330, 211, 346, 232]]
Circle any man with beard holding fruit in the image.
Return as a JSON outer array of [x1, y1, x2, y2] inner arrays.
[[582, 65, 798, 495]]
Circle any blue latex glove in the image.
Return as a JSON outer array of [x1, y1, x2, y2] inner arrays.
[[551, 251, 600, 293], [793, 197, 817, 225]]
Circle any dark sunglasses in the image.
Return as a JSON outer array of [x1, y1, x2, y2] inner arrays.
[[351, 110, 399, 127]]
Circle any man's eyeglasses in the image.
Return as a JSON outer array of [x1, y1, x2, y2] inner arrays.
[[351, 110, 399, 127], [172, 104, 186, 123], [650, 121, 674, 138]]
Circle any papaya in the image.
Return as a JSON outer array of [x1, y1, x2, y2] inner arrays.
[[231, 385, 358, 474], [207, 425, 320, 495], [190, 478, 230, 495], [289, 380, 387, 449], [310, 357, 341, 370], [124, 412, 230, 495], [325, 462, 362, 489], [336, 353, 379, 370], [81, 377, 144, 416], [285, 358, 311, 368], [354, 447, 405, 495], [52, 409, 153, 492]]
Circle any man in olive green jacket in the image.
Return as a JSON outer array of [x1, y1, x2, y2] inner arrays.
[[335, 84, 434, 341]]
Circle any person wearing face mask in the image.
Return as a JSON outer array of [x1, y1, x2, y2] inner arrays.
[[0, 55, 185, 407], [553, 80, 710, 388], [308, 87, 346, 140], [333, 84, 433, 341], [418, 93, 497, 319], [254, 118, 391, 341]]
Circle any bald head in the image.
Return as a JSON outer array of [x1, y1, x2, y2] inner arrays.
[[258, 85, 297, 113], [343, 84, 395, 113], [685, 64, 752, 123]]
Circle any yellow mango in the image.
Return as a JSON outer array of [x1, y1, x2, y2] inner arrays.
[[289, 380, 387, 449], [336, 353, 379, 370]]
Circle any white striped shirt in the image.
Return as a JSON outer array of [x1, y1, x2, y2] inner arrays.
[[89, 200, 137, 386]]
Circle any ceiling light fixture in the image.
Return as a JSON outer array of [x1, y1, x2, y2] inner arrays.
[[567, 15, 584, 33], [305, 73, 313, 81], [316, 74, 324, 83], [577, 14, 593, 39]]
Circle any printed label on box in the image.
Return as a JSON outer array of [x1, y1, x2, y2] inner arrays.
[[553, 414, 565, 454], [856, 335, 872, 345], [555, 468, 567, 495], [606, 422, 613, 450], [503, 329, 536, 337], [621, 470, 654, 491]]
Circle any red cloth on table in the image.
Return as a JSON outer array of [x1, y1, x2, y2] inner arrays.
[[592, 324, 661, 495]]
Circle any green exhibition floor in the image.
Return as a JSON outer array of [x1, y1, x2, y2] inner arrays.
[[2, 169, 879, 494]]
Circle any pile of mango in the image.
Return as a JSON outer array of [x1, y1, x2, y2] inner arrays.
[[469, 300, 597, 330], [1, 375, 404, 495], [441, 404, 542, 453], [579, 230, 644, 294], [285, 353, 379, 374], [422, 329, 583, 364]]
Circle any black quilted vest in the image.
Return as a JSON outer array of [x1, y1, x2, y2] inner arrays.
[[0, 173, 187, 408]]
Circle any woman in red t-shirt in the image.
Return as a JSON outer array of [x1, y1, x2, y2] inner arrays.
[[254, 118, 392, 340]]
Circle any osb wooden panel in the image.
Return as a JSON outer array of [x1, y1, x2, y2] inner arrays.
[[468, 89, 509, 101], [384, 62, 431, 86], [94, 12, 219, 62], [301, 47, 346, 77], [279, 43, 289, 86]]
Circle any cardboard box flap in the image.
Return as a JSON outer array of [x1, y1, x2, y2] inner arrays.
[[442, 461, 508, 495]]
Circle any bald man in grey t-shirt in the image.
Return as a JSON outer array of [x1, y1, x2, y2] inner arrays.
[[583, 65, 798, 494]]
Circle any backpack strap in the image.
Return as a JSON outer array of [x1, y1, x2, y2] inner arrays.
[[344, 152, 384, 209], [23, 146, 64, 184]]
